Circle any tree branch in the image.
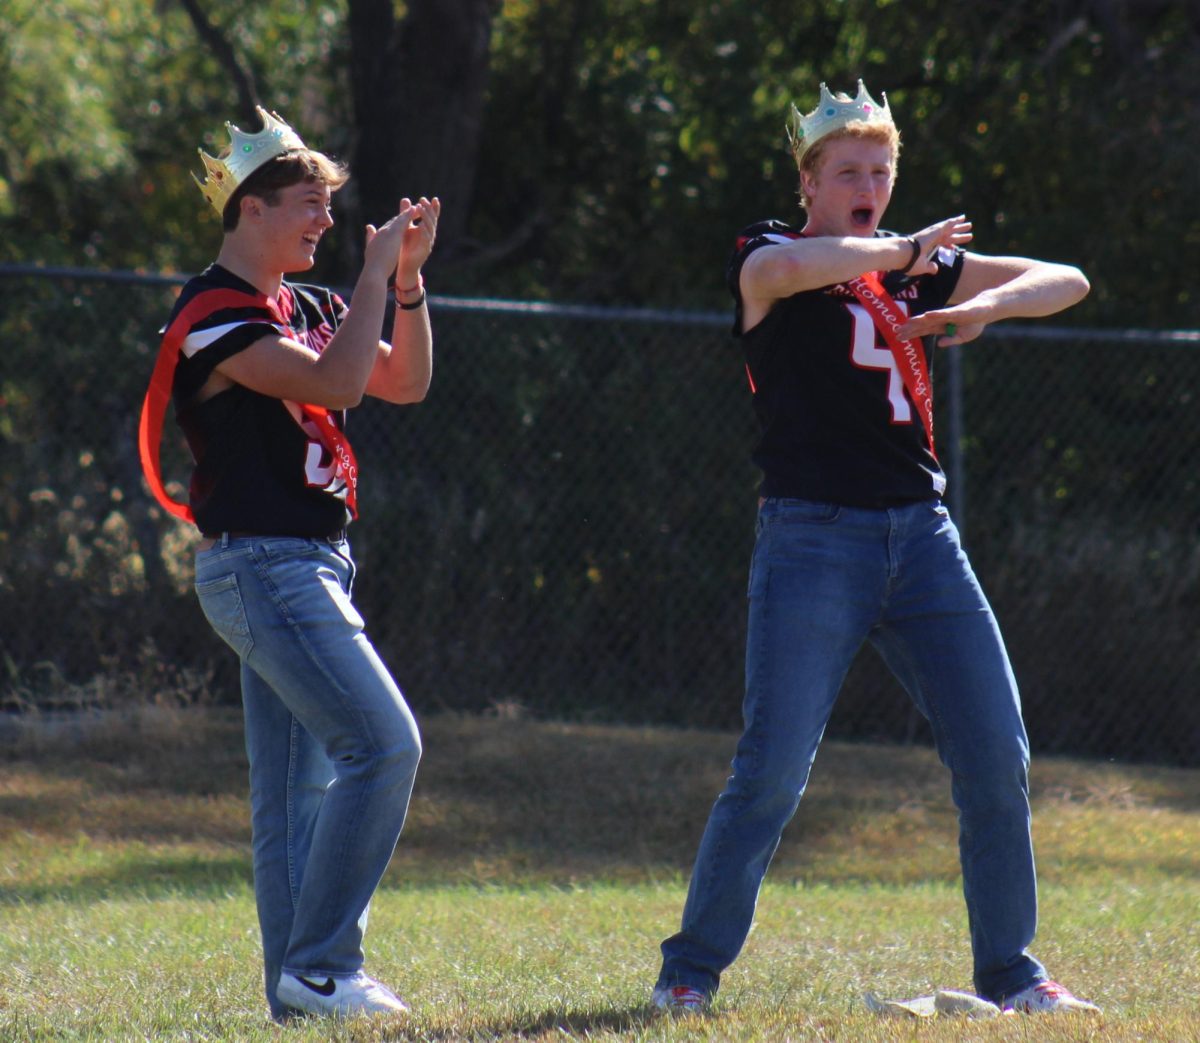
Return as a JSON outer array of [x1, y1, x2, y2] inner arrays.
[[172, 0, 260, 120], [447, 206, 548, 270]]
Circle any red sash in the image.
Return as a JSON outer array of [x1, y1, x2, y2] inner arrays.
[[138, 287, 359, 524], [847, 271, 937, 459]]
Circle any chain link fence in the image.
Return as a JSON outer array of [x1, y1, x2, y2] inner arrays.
[[2, 267, 1198, 765]]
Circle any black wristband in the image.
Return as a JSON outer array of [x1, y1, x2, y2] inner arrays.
[[898, 235, 921, 274], [396, 289, 426, 311]]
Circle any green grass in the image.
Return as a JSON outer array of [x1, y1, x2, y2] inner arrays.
[[1, 708, 1197, 1040]]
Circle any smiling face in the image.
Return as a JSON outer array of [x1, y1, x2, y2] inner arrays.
[[799, 129, 898, 238], [216, 151, 348, 292], [251, 179, 335, 273]]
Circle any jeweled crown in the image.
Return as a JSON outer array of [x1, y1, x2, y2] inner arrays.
[[788, 81, 894, 163], [193, 106, 307, 216]]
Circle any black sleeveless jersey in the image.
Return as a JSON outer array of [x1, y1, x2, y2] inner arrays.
[[166, 264, 353, 537], [728, 220, 965, 507]]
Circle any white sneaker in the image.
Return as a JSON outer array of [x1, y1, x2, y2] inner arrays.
[[651, 984, 710, 1014], [1003, 980, 1100, 1014], [277, 971, 409, 1017]]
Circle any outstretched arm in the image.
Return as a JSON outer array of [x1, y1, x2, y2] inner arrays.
[[366, 196, 441, 404], [738, 216, 972, 332], [897, 253, 1090, 346]]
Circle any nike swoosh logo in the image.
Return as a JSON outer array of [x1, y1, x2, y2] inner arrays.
[[295, 975, 337, 997]]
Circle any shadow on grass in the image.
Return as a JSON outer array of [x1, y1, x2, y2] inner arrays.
[[378, 1002, 656, 1041], [3, 708, 1198, 905], [0, 852, 254, 906]]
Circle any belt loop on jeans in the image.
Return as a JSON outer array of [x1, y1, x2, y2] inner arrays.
[[220, 532, 231, 549]]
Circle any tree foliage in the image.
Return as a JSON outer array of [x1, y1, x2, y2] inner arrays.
[[1, 0, 1197, 324]]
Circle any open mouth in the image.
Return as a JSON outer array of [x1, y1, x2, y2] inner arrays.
[[851, 207, 874, 228]]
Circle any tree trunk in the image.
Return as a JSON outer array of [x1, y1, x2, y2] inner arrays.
[[346, 0, 500, 270]]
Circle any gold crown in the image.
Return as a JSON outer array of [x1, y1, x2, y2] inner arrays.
[[788, 80, 893, 163], [193, 106, 307, 216]]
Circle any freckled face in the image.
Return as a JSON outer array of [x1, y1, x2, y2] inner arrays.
[[802, 137, 895, 238]]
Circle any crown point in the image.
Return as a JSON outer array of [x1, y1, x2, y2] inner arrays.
[[192, 107, 308, 217], [789, 79, 894, 162]]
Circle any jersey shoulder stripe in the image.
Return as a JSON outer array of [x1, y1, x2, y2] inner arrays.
[[181, 318, 285, 359], [165, 267, 289, 360]]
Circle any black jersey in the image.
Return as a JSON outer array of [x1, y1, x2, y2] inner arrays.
[[728, 220, 965, 507], [166, 264, 353, 537]]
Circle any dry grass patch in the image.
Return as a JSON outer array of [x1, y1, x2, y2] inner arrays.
[[3, 708, 1198, 894], [0, 709, 1197, 1040]]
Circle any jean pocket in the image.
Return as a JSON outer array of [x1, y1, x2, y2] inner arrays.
[[766, 498, 842, 525], [195, 572, 254, 659], [257, 537, 325, 562]]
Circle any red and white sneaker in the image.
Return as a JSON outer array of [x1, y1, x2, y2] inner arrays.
[[651, 984, 710, 1014], [1003, 980, 1100, 1014]]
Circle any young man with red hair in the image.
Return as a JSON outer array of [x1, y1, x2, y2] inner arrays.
[[652, 82, 1098, 1017]]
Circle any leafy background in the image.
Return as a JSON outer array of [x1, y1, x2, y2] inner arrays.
[[2, 1, 1198, 765], [2, 0, 1196, 322]]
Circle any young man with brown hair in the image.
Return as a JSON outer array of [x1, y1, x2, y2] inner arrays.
[[140, 108, 439, 1020]]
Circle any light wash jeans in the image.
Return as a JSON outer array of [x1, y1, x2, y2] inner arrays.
[[194, 534, 421, 1020], [657, 497, 1046, 1004]]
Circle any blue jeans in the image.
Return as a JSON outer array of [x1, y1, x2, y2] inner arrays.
[[194, 534, 421, 1020], [658, 498, 1045, 1003]]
